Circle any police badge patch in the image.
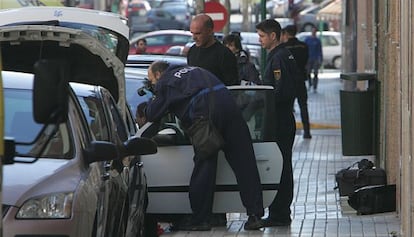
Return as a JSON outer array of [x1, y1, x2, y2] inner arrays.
[[273, 69, 281, 81]]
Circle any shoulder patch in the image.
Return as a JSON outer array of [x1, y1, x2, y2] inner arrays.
[[273, 69, 281, 81]]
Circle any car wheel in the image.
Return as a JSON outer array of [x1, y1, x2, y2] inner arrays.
[[333, 56, 342, 69], [302, 23, 316, 32], [145, 214, 159, 237]]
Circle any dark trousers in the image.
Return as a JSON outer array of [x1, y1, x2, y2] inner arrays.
[[296, 81, 311, 135], [188, 102, 264, 223], [307, 58, 320, 90], [268, 104, 296, 219]]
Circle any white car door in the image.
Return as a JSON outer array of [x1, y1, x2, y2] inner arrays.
[[140, 85, 283, 214]]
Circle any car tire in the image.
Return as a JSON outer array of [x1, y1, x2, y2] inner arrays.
[[333, 56, 342, 69], [145, 214, 159, 237]]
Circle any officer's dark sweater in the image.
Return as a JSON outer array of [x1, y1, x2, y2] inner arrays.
[[282, 37, 308, 74], [187, 40, 239, 86], [264, 44, 300, 107]]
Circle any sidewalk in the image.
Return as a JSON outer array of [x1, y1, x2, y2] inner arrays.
[[160, 71, 401, 237]]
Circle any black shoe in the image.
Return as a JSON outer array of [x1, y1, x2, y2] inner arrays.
[[262, 217, 292, 227], [177, 221, 212, 231], [244, 215, 264, 230], [303, 133, 312, 139]]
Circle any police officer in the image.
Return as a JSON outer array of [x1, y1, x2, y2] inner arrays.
[[256, 19, 298, 227], [140, 61, 264, 231], [281, 25, 312, 139]]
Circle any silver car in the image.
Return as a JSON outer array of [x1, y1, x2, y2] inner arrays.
[[1, 7, 157, 237]]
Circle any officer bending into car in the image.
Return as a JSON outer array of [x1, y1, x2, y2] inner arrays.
[[137, 61, 265, 231]]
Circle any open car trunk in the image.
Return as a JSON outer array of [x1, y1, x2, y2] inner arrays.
[[0, 7, 129, 114]]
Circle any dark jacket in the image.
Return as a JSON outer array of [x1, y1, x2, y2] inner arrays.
[[187, 40, 239, 86], [144, 65, 228, 127], [263, 44, 301, 105]]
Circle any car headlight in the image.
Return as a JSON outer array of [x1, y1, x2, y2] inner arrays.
[[16, 192, 73, 219]]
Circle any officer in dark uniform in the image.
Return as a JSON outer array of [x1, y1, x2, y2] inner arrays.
[[140, 61, 264, 231], [281, 25, 312, 139], [256, 19, 299, 227]]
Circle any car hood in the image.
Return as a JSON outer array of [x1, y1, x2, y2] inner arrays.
[[3, 158, 80, 206], [0, 7, 129, 110]]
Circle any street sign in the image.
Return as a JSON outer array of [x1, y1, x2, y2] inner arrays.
[[205, 1, 228, 32]]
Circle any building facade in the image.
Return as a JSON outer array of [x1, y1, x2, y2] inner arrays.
[[345, 0, 414, 236]]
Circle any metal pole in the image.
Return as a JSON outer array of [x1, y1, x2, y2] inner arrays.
[[260, 0, 267, 77], [195, 0, 204, 14]]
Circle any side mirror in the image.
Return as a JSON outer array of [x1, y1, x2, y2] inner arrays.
[[33, 59, 69, 124], [84, 141, 118, 163], [122, 136, 157, 156]]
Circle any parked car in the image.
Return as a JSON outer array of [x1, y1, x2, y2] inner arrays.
[[296, 0, 332, 32], [129, 30, 193, 54], [296, 31, 342, 69], [158, 4, 192, 29], [266, 0, 304, 18], [127, 0, 151, 17], [126, 0, 152, 32], [0, 6, 157, 236], [123, 54, 284, 235], [130, 8, 189, 34]]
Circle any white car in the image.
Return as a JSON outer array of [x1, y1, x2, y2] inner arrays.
[[130, 80, 284, 232], [296, 31, 342, 69]]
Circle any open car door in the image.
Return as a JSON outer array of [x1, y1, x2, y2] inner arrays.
[[140, 85, 283, 214]]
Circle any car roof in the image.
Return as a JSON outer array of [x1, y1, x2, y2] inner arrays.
[[126, 54, 187, 68], [0, 7, 129, 112], [130, 30, 192, 42], [297, 31, 341, 37], [2, 71, 35, 90]]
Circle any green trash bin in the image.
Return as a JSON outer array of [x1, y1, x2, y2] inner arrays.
[[340, 73, 377, 156]]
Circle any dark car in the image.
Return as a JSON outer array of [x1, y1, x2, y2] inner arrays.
[[130, 8, 189, 35]]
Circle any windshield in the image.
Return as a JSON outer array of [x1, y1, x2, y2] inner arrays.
[[5, 88, 73, 159]]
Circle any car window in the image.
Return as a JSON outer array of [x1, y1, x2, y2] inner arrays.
[[322, 35, 339, 47], [171, 35, 192, 44], [102, 89, 129, 142], [231, 90, 266, 141], [146, 35, 169, 46], [77, 95, 110, 141], [5, 88, 73, 158]]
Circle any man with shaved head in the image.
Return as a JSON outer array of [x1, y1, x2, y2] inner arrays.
[[187, 14, 239, 86]]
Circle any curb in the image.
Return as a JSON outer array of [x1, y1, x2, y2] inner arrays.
[[296, 122, 341, 129]]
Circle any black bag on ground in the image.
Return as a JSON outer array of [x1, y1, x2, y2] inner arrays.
[[348, 184, 396, 215], [335, 159, 387, 196], [187, 118, 225, 160]]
